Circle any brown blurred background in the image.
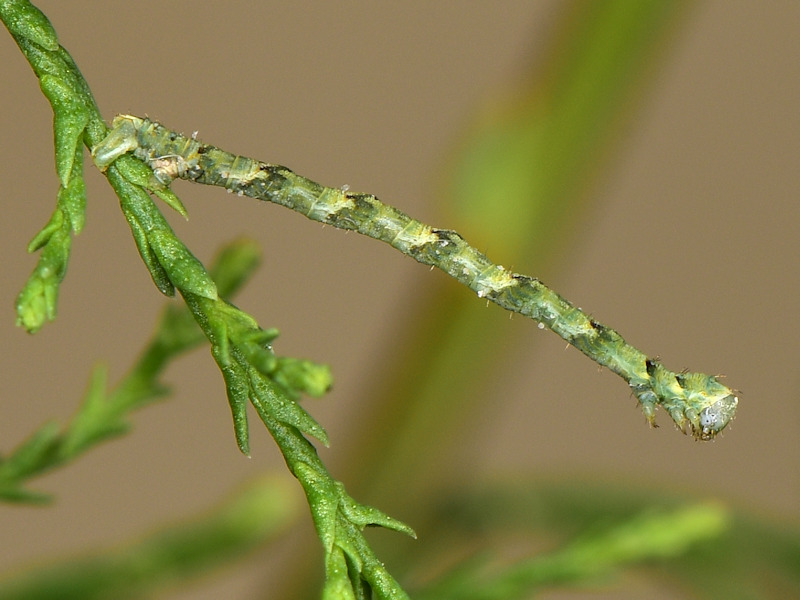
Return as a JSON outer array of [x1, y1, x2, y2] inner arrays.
[[1, 2, 798, 598]]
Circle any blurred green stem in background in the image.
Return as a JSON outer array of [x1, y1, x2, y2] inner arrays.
[[0, 476, 299, 600], [348, 0, 689, 519], [413, 479, 800, 599], [417, 501, 730, 599]]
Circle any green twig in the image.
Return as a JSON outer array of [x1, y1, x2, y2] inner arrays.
[[1, 0, 106, 332]]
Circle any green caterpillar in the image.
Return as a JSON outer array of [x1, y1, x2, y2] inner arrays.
[[92, 115, 738, 440]]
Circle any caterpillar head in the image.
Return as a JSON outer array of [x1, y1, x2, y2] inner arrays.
[[698, 394, 738, 440]]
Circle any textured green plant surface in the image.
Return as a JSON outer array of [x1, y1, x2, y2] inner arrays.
[[3, 1, 795, 599]]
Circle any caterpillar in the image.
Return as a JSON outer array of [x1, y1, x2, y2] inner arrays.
[[92, 115, 738, 440]]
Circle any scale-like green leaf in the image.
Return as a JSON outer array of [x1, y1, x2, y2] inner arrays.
[[0, 0, 59, 51]]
